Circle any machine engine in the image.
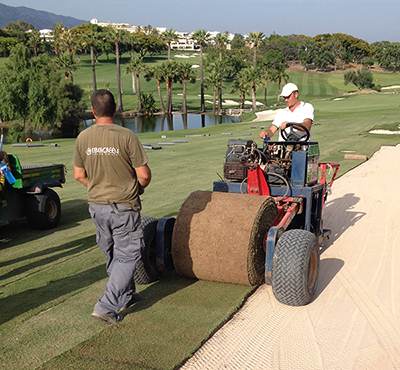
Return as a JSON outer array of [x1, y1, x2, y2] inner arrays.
[[223, 139, 320, 187]]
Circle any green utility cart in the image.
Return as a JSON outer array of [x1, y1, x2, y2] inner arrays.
[[0, 153, 65, 229]]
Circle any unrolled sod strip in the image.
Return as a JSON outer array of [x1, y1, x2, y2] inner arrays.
[[172, 191, 278, 286]]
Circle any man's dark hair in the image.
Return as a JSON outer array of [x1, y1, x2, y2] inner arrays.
[[91, 89, 116, 117]]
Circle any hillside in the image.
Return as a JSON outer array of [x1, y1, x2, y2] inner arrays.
[[0, 2, 85, 29]]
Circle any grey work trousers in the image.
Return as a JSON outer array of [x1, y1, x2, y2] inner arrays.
[[88, 202, 143, 318]]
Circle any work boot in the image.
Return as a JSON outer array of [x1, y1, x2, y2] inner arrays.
[[118, 293, 143, 316], [91, 311, 120, 325]]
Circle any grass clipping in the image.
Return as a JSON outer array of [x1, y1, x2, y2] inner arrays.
[[172, 191, 278, 285]]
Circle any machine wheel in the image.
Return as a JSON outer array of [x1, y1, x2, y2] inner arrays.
[[134, 216, 159, 285], [272, 229, 319, 306], [26, 188, 61, 229]]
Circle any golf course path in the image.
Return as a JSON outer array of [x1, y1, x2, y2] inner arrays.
[[181, 144, 400, 370]]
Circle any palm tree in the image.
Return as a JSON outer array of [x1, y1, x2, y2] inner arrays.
[[192, 29, 210, 112], [160, 61, 180, 114], [126, 56, 146, 112], [76, 24, 101, 92], [214, 32, 230, 112], [247, 32, 265, 68], [233, 69, 251, 109], [241, 66, 263, 112], [52, 24, 79, 83], [214, 32, 230, 61], [263, 49, 289, 104], [177, 63, 196, 114], [269, 68, 289, 103], [163, 29, 179, 60], [206, 63, 224, 115], [26, 29, 42, 57], [104, 26, 127, 112], [145, 65, 166, 114], [259, 65, 270, 107]]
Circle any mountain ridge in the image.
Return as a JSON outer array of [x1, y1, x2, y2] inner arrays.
[[0, 2, 85, 29]]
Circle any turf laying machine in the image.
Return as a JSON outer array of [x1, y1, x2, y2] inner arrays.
[[138, 123, 339, 306]]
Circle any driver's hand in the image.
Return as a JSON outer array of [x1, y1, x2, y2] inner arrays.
[[138, 184, 145, 195], [259, 130, 267, 139], [280, 122, 287, 130]]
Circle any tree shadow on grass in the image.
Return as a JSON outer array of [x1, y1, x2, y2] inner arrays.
[[0, 235, 96, 284], [0, 263, 106, 325], [0, 264, 196, 326], [0, 199, 91, 250]]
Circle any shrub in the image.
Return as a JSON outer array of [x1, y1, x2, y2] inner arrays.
[[140, 93, 156, 115], [344, 68, 375, 89]]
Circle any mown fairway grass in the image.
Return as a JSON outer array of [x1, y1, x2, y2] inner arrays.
[[72, 53, 400, 112], [1, 59, 400, 369]]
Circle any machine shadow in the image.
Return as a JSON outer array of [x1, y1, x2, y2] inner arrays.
[[128, 273, 197, 316], [321, 192, 366, 253], [314, 257, 344, 299], [0, 199, 91, 250]]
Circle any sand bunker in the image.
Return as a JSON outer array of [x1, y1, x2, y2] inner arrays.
[[181, 144, 400, 370], [244, 100, 264, 106], [381, 85, 400, 90], [203, 99, 240, 106], [252, 109, 280, 122], [369, 128, 400, 135], [222, 100, 240, 106]]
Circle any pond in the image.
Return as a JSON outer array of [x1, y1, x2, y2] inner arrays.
[[84, 113, 241, 133]]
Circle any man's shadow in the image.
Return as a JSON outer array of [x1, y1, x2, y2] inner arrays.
[[321, 192, 366, 253], [313, 192, 366, 297]]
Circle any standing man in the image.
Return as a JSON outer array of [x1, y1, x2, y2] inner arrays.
[[259, 83, 314, 141], [73, 89, 151, 324]]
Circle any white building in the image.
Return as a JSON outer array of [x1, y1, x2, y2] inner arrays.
[[90, 18, 235, 51], [90, 18, 139, 33], [39, 29, 53, 41], [171, 32, 198, 51]]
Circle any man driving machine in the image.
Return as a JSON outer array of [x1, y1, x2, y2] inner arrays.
[[259, 83, 314, 142]]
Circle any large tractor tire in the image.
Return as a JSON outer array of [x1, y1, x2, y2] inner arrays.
[[133, 216, 159, 285], [172, 191, 278, 286], [26, 188, 61, 229], [272, 229, 319, 306]]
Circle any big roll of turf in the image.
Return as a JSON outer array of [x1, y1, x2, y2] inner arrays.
[[172, 191, 278, 286]]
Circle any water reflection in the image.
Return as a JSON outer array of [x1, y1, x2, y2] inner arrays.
[[84, 113, 240, 133]]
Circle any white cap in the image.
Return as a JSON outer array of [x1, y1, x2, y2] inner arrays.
[[280, 83, 299, 97]]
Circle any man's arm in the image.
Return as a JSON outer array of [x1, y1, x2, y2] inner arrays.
[[259, 125, 278, 139], [73, 165, 89, 188], [136, 164, 151, 188], [302, 118, 313, 131]]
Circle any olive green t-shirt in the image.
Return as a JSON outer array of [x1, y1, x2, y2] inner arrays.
[[73, 124, 148, 210]]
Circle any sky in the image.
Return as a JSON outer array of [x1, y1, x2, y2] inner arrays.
[[2, 0, 399, 42]]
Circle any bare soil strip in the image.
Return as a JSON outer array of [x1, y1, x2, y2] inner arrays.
[[181, 144, 400, 370]]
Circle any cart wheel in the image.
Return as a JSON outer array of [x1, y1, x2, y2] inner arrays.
[[134, 216, 159, 285], [26, 188, 61, 229], [272, 229, 319, 306]]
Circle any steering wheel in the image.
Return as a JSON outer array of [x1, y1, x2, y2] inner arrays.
[[281, 122, 310, 142]]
